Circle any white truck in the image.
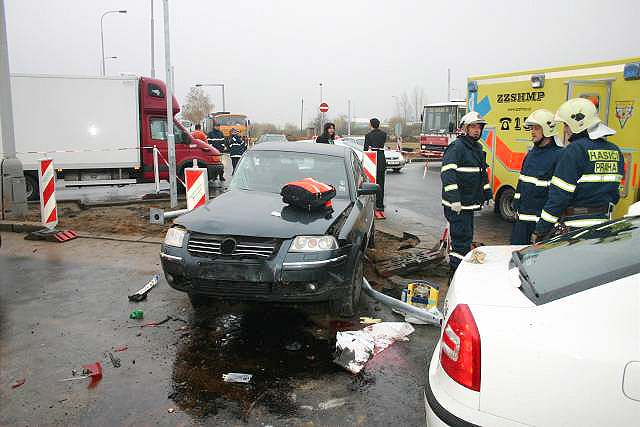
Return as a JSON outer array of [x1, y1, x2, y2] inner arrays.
[[1, 74, 222, 200]]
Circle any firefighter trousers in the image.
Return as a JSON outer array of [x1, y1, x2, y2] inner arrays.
[[444, 207, 474, 270], [511, 219, 535, 245]]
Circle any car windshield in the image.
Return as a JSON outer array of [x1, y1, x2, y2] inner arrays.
[[215, 116, 246, 126], [229, 150, 350, 198], [512, 216, 640, 304]]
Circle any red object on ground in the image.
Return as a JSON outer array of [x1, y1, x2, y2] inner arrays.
[[11, 378, 26, 389], [114, 346, 128, 352], [82, 361, 103, 388]]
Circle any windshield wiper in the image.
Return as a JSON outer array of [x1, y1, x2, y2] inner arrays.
[[511, 251, 540, 298]]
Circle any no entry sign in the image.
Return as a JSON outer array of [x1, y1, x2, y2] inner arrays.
[[319, 102, 329, 113]]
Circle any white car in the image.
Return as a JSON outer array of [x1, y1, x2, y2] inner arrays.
[[426, 215, 640, 426], [335, 136, 405, 172]]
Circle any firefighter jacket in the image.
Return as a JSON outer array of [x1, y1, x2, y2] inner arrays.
[[535, 132, 624, 234], [207, 129, 226, 152], [226, 135, 247, 158], [441, 136, 492, 211], [513, 142, 563, 222]]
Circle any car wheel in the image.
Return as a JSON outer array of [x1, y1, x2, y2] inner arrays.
[[188, 293, 212, 308], [331, 251, 364, 318], [25, 173, 39, 201], [498, 187, 517, 222]]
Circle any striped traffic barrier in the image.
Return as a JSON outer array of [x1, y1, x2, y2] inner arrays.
[[185, 160, 209, 211], [363, 151, 377, 184], [38, 158, 58, 229]]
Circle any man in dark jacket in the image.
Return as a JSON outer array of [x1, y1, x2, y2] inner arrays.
[[207, 122, 226, 182], [226, 128, 247, 173], [364, 118, 387, 213], [441, 111, 492, 272], [532, 98, 624, 242], [316, 122, 336, 144], [511, 109, 563, 244]]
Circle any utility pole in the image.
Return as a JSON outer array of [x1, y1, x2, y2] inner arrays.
[[150, 0, 155, 77], [347, 99, 352, 136], [0, 0, 26, 219], [162, 0, 177, 208], [300, 97, 304, 133], [447, 68, 451, 102]]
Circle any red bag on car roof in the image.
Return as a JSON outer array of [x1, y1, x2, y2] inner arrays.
[[281, 178, 336, 211]]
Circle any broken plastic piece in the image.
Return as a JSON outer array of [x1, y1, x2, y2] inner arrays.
[[467, 249, 487, 264], [128, 275, 159, 302], [114, 345, 128, 352], [222, 373, 253, 383], [129, 309, 144, 320], [11, 378, 25, 389], [359, 317, 382, 325]]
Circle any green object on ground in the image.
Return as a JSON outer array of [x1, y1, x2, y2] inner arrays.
[[129, 309, 144, 320]]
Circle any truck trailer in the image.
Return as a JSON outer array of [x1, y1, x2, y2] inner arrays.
[[468, 57, 640, 221], [2, 74, 223, 200]]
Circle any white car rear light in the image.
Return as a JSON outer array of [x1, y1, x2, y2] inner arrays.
[[440, 304, 481, 391]]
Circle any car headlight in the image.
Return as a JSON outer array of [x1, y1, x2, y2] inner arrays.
[[290, 235, 338, 252], [164, 227, 186, 248]]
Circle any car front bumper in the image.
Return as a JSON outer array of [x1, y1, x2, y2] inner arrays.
[[160, 238, 353, 303]]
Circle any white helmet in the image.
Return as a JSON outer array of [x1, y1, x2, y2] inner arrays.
[[554, 98, 601, 134], [524, 109, 559, 137], [459, 111, 487, 132]]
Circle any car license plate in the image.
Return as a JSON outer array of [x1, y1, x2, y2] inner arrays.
[[387, 161, 399, 166]]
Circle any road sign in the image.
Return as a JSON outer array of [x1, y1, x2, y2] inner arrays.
[[319, 102, 329, 113], [38, 158, 58, 229]]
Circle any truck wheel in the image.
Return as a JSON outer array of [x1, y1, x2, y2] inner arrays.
[[498, 187, 517, 222], [24, 173, 39, 201], [331, 251, 363, 318]]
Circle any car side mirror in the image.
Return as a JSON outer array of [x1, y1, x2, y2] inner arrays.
[[357, 182, 379, 196]]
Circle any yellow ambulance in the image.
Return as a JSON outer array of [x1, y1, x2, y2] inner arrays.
[[467, 57, 640, 221]]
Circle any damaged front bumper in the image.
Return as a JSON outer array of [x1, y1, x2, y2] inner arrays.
[[160, 237, 353, 303]]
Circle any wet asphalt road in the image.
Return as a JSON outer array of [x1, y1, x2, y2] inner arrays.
[[0, 162, 507, 426]]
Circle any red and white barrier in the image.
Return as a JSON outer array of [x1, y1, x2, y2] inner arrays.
[[363, 151, 377, 183], [38, 158, 58, 229], [185, 162, 209, 211]]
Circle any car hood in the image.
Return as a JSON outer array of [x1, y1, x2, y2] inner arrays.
[[174, 189, 352, 239]]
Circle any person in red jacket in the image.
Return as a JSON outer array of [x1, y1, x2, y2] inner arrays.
[[190, 123, 207, 142]]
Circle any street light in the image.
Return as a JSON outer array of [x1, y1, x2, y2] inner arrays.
[[100, 9, 127, 76], [103, 56, 118, 75], [194, 83, 225, 111]]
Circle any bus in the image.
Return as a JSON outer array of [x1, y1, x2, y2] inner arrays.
[[419, 101, 466, 160]]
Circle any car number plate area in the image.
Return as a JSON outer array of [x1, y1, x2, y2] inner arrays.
[[198, 263, 271, 282]]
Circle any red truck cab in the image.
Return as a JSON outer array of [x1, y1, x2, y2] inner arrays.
[[138, 77, 222, 183]]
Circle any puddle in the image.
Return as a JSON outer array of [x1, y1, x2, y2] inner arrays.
[[171, 306, 341, 420]]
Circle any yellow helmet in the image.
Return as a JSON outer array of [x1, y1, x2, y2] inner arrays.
[[554, 98, 600, 134], [524, 109, 559, 137], [459, 111, 487, 131]]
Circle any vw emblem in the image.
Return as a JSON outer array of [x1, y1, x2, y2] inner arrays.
[[221, 238, 237, 255]]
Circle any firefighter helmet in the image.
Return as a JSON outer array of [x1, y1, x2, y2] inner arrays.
[[459, 111, 487, 131], [524, 109, 559, 137], [554, 97, 601, 134]]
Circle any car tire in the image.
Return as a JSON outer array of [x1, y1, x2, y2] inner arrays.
[[188, 293, 212, 309], [498, 187, 517, 222], [25, 173, 39, 201], [331, 251, 364, 318]]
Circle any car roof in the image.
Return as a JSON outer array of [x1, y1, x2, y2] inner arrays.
[[252, 141, 351, 157]]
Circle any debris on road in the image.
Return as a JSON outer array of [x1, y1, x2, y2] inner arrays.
[[359, 317, 382, 325], [11, 378, 26, 389], [105, 351, 121, 368], [25, 229, 79, 243], [222, 373, 253, 383], [114, 345, 128, 352], [333, 322, 415, 374], [167, 408, 176, 414], [129, 309, 144, 320], [318, 397, 347, 410], [128, 275, 159, 302], [375, 249, 444, 277], [400, 281, 439, 310], [285, 341, 302, 351], [127, 315, 186, 328], [60, 362, 103, 388]]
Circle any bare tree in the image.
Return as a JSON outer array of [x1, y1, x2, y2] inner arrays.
[[182, 87, 213, 125], [394, 92, 411, 123], [412, 86, 426, 122]]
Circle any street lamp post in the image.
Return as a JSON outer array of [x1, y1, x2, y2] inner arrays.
[[319, 82, 324, 130], [195, 83, 225, 111], [150, 0, 155, 77], [103, 56, 118, 74], [100, 9, 127, 76]]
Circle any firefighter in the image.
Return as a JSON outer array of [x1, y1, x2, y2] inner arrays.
[[364, 118, 387, 213], [532, 98, 624, 242], [441, 111, 492, 271], [207, 122, 227, 182], [226, 128, 247, 173], [510, 109, 563, 245]]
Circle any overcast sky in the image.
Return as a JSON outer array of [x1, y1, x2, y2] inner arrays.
[[5, 0, 640, 126]]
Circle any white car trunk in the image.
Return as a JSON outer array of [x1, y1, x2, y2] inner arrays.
[[448, 246, 640, 426]]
